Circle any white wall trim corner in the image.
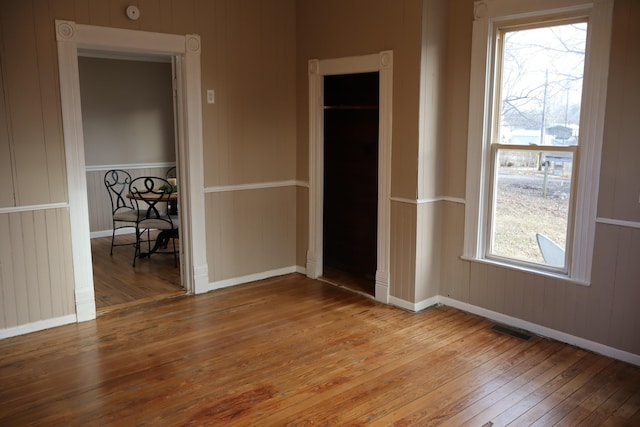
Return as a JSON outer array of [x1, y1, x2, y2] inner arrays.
[[439, 296, 640, 367], [204, 180, 303, 194], [0, 315, 77, 340], [0, 202, 69, 215], [56, 20, 96, 322], [201, 266, 300, 294], [75, 286, 97, 322], [596, 217, 640, 229], [389, 295, 439, 312], [391, 196, 466, 205], [90, 228, 135, 239], [193, 264, 210, 294]]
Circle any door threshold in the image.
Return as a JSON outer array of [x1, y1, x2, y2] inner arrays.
[[319, 276, 375, 300], [96, 289, 187, 316]]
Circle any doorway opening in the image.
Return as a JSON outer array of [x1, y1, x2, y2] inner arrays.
[[307, 51, 393, 304], [56, 21, 208, 322], [77, 55, 184, 314], [322, 72, 379, 295]]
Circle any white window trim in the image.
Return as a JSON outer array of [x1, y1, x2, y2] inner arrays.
[[462, 0, 614, 285]]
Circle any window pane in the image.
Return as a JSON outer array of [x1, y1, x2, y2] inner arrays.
[[491, 149, 573, 268], [497, 22, 587, 147]]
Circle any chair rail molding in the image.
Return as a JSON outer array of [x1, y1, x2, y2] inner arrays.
[[307, 51, 393, 304], [56, 20, 208, 323]]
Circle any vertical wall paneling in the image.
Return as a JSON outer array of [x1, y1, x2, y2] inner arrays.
[[608, 227, 640, 353], [542, 276, 563, 332], [156, 0, 175, 36], [525, 273, 546, 327], [440, 202, 469, 301], [44, 210, 64, 318], [296, 186, 309, 268], [57, 207, 76, 317], [502, 268, 523, 319], [390, 201, 417, 303], [2, 2, 49, 206], [205, 186, 297, 283], [34, 1, 67, 203], [486, 264, 506, 314], [205, 193, 223, 280], [168, 0, 195, 35], [598, 0, 640, 222], [73, 0, 90, 23], [0, 209, 75, 329], [415, 202, 441, 302], [468, 261, 486, 308], [8, 213, 30, 326], [0, 41, 16, 208], [137, 0, 163, 33], [0, 215, 18, 327], [580, 224, 619, 344], [22, 212, 43, 323], [48, 0, 75, 23], [86, 0, 110, 26]]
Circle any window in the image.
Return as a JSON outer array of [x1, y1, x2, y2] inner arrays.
[[463, 0, 614, 284]]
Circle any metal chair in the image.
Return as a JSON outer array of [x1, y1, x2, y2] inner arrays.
[[104, 169, 143, 255], [165, 166, 178, 215], [129, 176, 179, 267]]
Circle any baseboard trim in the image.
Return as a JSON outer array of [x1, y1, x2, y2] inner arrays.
[[389, 295, 439, 312], [201, 266, 303, 293], [90, 228, 136, 239], [0, 314, 77, 340], [438, 296, 640, 367]]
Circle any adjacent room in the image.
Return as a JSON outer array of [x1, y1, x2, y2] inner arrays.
[[0, 0, 638, 424], [78, 55, 184, 313]]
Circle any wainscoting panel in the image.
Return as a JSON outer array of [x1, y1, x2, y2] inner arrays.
[[205, 186, 297, 283], [0, 208, 74, 329], [440, 201, 640, 356], [390, 201, 417, 302]]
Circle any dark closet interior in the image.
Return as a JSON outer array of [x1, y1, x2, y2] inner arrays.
[[322, 72, 379, 295]]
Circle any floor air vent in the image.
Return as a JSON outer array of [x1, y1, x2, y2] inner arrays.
[[490, 324, 533, 341]]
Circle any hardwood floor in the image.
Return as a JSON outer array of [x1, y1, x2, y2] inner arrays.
[[0, 274, 638, 426], [92, 233, 184, 314]]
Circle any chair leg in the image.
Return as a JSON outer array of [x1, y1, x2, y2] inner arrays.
[[133, 226, 141, 267], [110, 223, 116, 256], [172, 235, 178, 267]]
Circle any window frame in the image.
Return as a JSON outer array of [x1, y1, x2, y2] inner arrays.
[[486, 144, 578, 273], [462, 0, 614, 285]]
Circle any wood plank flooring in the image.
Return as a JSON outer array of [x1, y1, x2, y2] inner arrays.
[[0, 274, 638, 426], [92, 233, 184, 314]]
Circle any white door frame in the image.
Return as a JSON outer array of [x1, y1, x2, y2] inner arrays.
[[307, 51, 393, 304], [55, 21, 209, 322]]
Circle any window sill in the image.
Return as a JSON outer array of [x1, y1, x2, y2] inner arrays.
[[460, 255, 591, 287]]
